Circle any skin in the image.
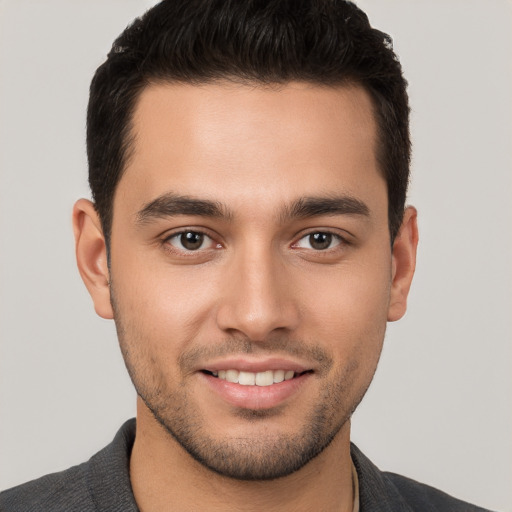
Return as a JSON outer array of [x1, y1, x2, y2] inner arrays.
[[73, 81, 418, 512]]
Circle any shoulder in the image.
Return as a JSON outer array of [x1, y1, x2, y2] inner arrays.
[[382, 471, 494, 512], [350, 443, 495, 512], [0, 462, 94, 512], [0, 419, 138, 512]]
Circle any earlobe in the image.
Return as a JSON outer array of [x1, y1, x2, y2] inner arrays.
[[387, 206, 419, 322], [72, 199, 114, 319]]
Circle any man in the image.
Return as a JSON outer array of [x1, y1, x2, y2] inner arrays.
[[0, 1, 497, 511]]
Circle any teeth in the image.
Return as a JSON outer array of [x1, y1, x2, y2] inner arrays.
[[255, 370, 273, 386], [273, 369, 285, 383], [212, 369, 298, 386], [225, 369, 239, 383], [239, 371, 256, 385]]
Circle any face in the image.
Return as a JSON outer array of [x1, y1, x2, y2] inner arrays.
[[92, 82, 408, 480]]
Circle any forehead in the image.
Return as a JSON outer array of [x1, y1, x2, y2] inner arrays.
[[116, 81, 384, 217]]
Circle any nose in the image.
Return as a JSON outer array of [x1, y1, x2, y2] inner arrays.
[[215, 246, 300, 341]]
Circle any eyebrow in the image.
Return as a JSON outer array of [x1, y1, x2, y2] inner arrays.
[[280, 195, 370, 222], [135, 192, 370, 225], [136, 193, 231, 224]]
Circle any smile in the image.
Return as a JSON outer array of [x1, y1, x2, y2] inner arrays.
[[207, 369, 297, 386], [201, 365, 313, 409]]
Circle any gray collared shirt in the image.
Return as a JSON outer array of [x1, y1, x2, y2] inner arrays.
[[0, 419, 495, 511]]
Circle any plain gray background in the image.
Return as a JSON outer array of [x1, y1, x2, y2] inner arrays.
[[0, 1, 510, 510]]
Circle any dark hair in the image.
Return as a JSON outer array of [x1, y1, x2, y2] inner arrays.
[[87, 0, 410, 246]]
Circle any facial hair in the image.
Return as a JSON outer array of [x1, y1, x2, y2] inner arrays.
[[111, 288, 376, 481]]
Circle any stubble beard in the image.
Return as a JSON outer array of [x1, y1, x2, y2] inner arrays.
[[111, 294, 377, 481], [137, 367, 359, 481]]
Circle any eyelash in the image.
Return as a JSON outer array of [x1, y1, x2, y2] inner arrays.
[[162, 229, 220, 255], [292, 231, 347, 252], [161, 228, 349, 257]]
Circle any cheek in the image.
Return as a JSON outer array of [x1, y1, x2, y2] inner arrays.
[[300, 259, 391, 328], [296, 257, 391, 367], [110, 253, 221, 346]]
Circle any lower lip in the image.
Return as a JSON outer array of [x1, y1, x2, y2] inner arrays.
[[201, 372, 311, 410]]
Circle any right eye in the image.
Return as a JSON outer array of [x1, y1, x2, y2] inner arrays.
[[166, 231, 216, 252]]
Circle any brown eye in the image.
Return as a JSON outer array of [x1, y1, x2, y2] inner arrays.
[[168, 231, 209, 251], [295, 232, 341, 251], [309, 233, 332, 250]]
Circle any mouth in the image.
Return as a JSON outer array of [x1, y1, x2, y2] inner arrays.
[[199, 363, 314, 410], [201, 369, 312, 386]]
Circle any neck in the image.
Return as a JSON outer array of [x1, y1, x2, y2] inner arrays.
[[130, 399, 355, 512]]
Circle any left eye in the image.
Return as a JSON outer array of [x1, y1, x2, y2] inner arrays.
[[295, 232, 341, 251], [167, 231, 214, 251]]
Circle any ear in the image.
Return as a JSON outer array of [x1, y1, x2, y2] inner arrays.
[[388, 206, 419, 322], [72, 199, 114, 319]]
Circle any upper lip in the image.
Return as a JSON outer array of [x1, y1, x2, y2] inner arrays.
[[200, 357, 312, 374]]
